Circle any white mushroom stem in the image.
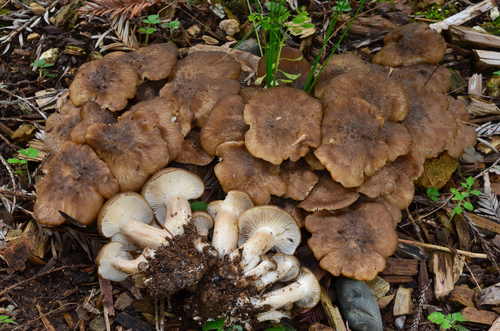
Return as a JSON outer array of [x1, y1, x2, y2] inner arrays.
[[253, 257, 297, 291], [164, 192, 192, 236], [112, 253, 148, 275], [256, 310, 293, 323], [119, 218, 171, 249], [97, 242, 153, 282], [230, 227, 276, 272], [235, 255, 276, 288], [212, 207, 240, 257]]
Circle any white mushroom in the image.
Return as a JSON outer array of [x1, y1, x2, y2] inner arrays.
[[235, 255, 276, 288], [253, 253, 300, 290], [192, 210, 214, 237], [207, 190, 254, 257], [256, 310, 293, 323], [96, 241, 152, 282]]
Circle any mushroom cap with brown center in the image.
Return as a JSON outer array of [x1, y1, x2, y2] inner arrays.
[[159, 51, 241, 127], [44, 107, 81, 153], [371, 23, 446, 67], [314, 98, 388, 188], [322, 72, 410, 122], [244, 87, 323, 165], [305, 202, 398, 281], [69, 57, 140, 111], [257, 47, 311, 89], [85, 108, 169, 192], [200, 94, 248, 156], [104, 43, 178, 82], [70, 101, 117, 144], [34, 142, 120, 226], [280, 159, 319, 201], [214, 141, 287, 205], [445, 97, 477, 158]]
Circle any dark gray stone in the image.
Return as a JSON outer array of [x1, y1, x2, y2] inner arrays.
[[335, 276, 383, 331], [235, 39, 261, 57]]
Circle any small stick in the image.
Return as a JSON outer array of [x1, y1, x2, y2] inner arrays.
[[291, 134, 307, 147], [398, 239, 487, 259]]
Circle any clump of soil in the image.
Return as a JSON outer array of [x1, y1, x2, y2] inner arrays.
[[145, 224, 217, 297]]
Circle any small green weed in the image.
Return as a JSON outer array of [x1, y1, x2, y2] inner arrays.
[[428, 312, 468, 331], [8, 147, 39, 187], [449, 176, 480, 220], [161, 20, 180, 40], [427, 187, 440, 202], [140, 14, 162, 46], [190, 201, 207, 211], [0, 82, 6, 89], [202, 318, 242, 331], [0, 315, 17, 325], [31, 59, 55, 80], [414, 5, 455, 21], [331, 1, 352, 12]]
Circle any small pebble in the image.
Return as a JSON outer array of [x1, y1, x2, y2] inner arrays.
[[202, 35, 219, 45], [30, 2, 45, 15], [219, 19, 240, 36], [27, 33, 41, 41], [394, 315, 406, 330]]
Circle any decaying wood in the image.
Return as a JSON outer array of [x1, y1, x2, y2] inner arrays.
[[449, 26, 500, 51], [479, 282, 500, 307], [461, 307, 499, 325], [429, 251, 464, 299], [448, 285, 475, 307], [366, 275, 390, 300], [320, 287, 347, 331], [380, 275, 415, 283], [454, 214, 473, 251], [380, 258, 419, 276], [468, 73, 483, 96], [458, 95, 500, 118], [377, 294, 395, 309], [393, 286, 413, 316], [468, 213, 500, 235], [490, 317, 500, 330], [474, 49, 500, 69], [429, 0, 495, 33]]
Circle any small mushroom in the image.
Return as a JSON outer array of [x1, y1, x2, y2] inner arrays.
[[141, 168, 204, 236], [235, 255, 277, 287], [70, 101, 117, 144], [230, 206, 301, 272], [96, 241, 150, 282], [192, 211, 214, 236], [207, 190, 254, 257], [253, 253, 301, 290]]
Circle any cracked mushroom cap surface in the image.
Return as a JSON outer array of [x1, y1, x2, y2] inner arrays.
[[85, 108, 169, 192], [305, 202, 398, 281], [445, 97, 477, 158], [159, 51, 241, 127], [371, 23, 446, 67], [314, 98, 388, 188], [70, 101, 117, 144], [214, 141, 287, 205], [69, 57, 140, 111], [104, 43, 178, 82], [322, 72, 410, 122], [244, 87, 323, 165], [34, 141, 120, 226], [44, 107, 81, 153]]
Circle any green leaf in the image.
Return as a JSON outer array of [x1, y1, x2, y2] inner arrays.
[[191, 201, 207, 211], [452, 312, 467, 322], [30, 59, 46, 67], [470, 190, 481, 196], [428, 312, 445, 324], [170, 20, 180, 28], [454, 325, 468, 331], [139, 27, 148, 33], [450, 187, 458, 194], [427, 187, 440, 201], [461, 182, 469, 189], [42, 62, 54, 68], [441, 319, 452, 329], [302, 23, 315, 28], [454, 205, 463, 215], [255, 75, 266, 85], [202, 318, 225, 330], [466, 176, 474, 187], [453, 193, 464, 201], [18, 149, 28, 156], [230, 326, 243, 331], [280, 71, 301, 80], [463, 201, 473, 210], [7, 158, 20, 164], [46, 73, 56, 78]]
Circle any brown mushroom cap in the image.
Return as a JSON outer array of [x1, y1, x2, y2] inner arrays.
[[56, 91, 79, 115], [200, 94, 248, 156], [358, 163, 399, 198], [131, 78, 169, 104], [104, 43, 178, 82], [371, 23, 447, 67], [44, 107, 81, 153], [314, 98, 388, 188], [69, 57, 140, 111], [174, 130, 214, 166], [34, 142, 120, 226], [298, 172, 359, 211], [305, 202, 398, 281], [70, 101, 117, 144], [128, 97, 184, 161], [322, 72, 410, 122], [159, 51, 241, 127], [85, 108, 169, 192], [257, 47, 311, 89], [214, 141, 287, 205], [314, 53, 374, 99], [244, 87, 323, 165], [386, 64, 452, 94], [380, 121, 412, 162], [280, 159, 319, 201], [445, 97, 477, 158]]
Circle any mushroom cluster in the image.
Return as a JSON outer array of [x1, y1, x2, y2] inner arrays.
[[34, 22, 478, 325]]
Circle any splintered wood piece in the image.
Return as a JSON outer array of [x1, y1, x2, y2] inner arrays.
[[1, 230, 35, 272], [377, 294, 395, 309], [380, 258, 419, 276], [479, 282, 500, 306], [429, 0, 494, 33], [490, 317, 500, 330], [449, 26, 500, 50], [454, 214, 472, 251], [58, 301, 77, 329], [461, 307, 499, 325], [429, 251, 464, 300], [468, 74, 483, 96], [320, 287, 347, 331], [36, 304, 57, 331], [380, 275, 414, 283], [366, 276, 390, 300], [474, 49, 500, 69], [393, 286, 414, 316], [449, 285, 475, 307], [469, 213, 500, 235]]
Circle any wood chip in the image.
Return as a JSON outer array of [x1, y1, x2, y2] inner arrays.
[[448, 285, 475, 307], [479, 282, 500, 307], [380, 258, 419, 276], [393, 287, 413, 316], [429, 0, 495, 33], [461, 307, 499, 325]]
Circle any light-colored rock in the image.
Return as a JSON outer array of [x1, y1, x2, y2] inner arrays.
[[220, 19, 240, 36], [30, 2, 45, 15], [27, 33, 41, 41]]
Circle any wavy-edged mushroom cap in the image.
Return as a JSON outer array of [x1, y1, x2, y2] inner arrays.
[[305, 202, 398, 281], [214, 141, 287, 205], [104, 43, 178, 82], [253, 253, 301, 290], [280, 159, 319, 201], [141, 168, 204, 236], [232, 205, 301, 272], [298, 172, 359, 212], [69, 57, 140, 111], [244, 87, 323, 165], [314, 53, 374, 99], [70, 101, 117, 144], [192, 211, 214, 236], [445, 97, 477, 158], [251, 267, 321, 309], [44, 107, 81, 153], [322, 72, 410, 122], [402, 85, 457, 162], [174, 130, 213, 166], [208, 190, 254, 257], [34, 142, 120, 226], [257, 47, 311, 89], [85, 108, 169, 192], [314, 98, 388, 188], [56, 91, 80, 115], [200, 94, 248, 156], [303, 153, 325, 171], [160, 51, 241, 127], [358, 163, 398, 198], [372, 23, 446, 67], [98, 192, 172, 249], [381, 121, 412, 162], [96, 241, 148, 282], [387, 64, 451, 94], [128, 97, 184, 161]]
